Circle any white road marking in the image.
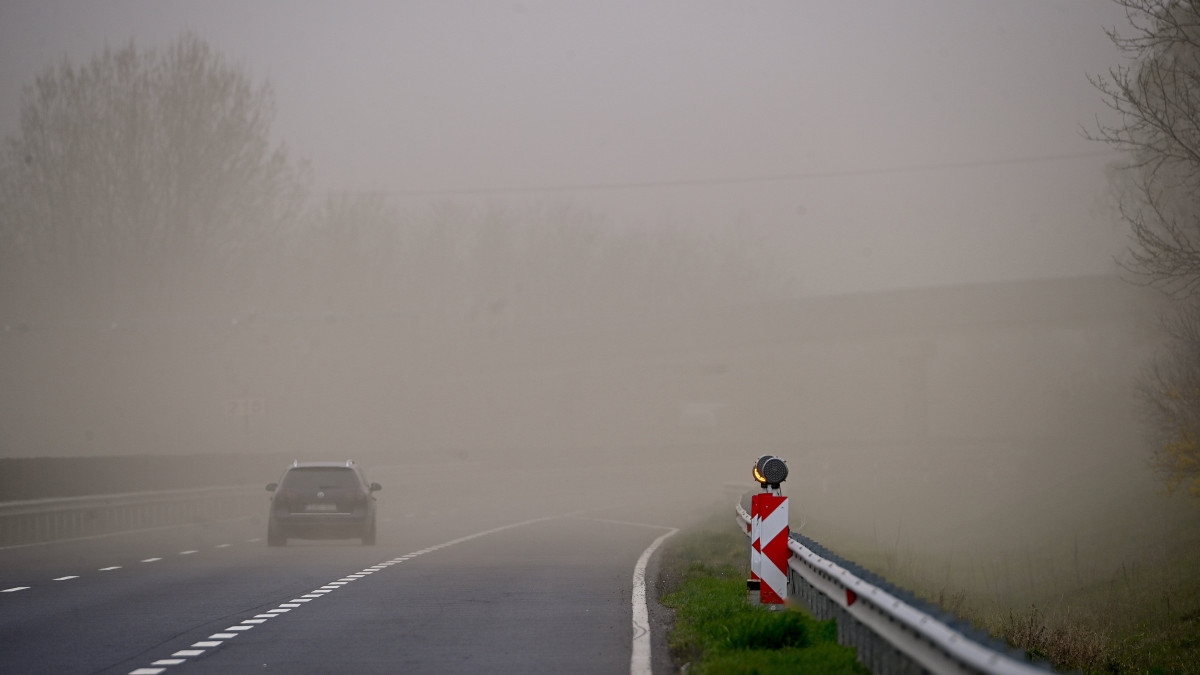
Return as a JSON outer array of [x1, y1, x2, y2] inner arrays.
[[151, 659, 185, 665], [99, 566, 121, 571], [128, 514, 556, 675], [630, 525, 679, 675], [179, 550, 197, 555], [53, 576, 78, 581], [2, 586, 29, 593], [140, 558, 161, 563], [215, 544, 231, 549], [210, 633, 237, 639]]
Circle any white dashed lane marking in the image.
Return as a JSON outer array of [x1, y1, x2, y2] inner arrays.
[[127, 516, 555, 674], [3, 539, 259, 597]]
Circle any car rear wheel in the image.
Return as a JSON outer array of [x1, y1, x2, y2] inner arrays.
[[267, 518, 287, 547], [361, 518, 376, 546]]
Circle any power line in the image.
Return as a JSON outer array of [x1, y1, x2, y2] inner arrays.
[[331, 149, 1124, 197]]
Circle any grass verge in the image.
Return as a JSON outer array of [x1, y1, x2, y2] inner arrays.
[[983, 535, 1200, 674], [842, 511, 1200, 674], [658, 516, 867, 674]]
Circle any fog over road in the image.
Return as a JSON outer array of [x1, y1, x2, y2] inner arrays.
[[0, 460, 734, 673]]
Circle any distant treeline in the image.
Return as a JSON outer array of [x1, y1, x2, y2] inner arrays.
[[0, 36, 790, 329]]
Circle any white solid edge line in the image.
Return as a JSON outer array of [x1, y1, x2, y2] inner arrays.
[[630, 527, 678, 675]]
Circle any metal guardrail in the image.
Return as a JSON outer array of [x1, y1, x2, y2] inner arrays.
[[735, 502, 1051, 674], [0, 486, 264, 547]]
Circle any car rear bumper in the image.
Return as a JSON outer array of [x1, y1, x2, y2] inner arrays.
[[271, 512, 368, 539]]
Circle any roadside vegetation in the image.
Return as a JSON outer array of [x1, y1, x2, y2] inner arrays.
[[985, 534, 1200, 674], [657, 515, 866, 675], [663, 507, 1200, 674], [841, 507, 1200, 674]]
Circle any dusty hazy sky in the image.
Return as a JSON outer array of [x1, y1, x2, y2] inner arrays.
[[0, 0, 1137, 295]]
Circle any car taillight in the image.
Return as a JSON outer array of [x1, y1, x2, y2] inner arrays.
[[275, 490, 296, 511]]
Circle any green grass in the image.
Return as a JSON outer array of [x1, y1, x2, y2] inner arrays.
[[658, 518, 867, 674]]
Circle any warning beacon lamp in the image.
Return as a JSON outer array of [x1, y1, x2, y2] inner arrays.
[[753, 455, 788, 489]]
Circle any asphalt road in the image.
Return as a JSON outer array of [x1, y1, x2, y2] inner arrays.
[[0, 460, 738, 674]]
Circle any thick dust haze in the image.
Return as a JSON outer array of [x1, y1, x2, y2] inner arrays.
[[0, 0, 1191, 612]]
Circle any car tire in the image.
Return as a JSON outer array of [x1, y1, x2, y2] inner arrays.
[[361, 518, 376, 546], [267, 519, 287, 547]]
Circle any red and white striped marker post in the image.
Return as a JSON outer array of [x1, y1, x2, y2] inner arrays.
[[749, 455, 790, 605], [754, 492, 788, 604]]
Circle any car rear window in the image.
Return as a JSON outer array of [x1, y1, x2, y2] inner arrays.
[[281, 468, 360, 490]]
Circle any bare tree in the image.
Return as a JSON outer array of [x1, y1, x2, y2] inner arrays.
[[0, 33, 308, 320], [1091, 0, 1200, 295], [1092, 0, 1200, 496]]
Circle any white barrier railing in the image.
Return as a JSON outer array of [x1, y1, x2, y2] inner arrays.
[[0, 486, 263, 547], [735, 502, 1050, 674]]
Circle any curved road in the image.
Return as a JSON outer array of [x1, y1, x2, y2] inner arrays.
[[0, 460, 735, 673]]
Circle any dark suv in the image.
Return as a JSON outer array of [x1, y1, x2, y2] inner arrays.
[[265, 460, 381, 546]]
